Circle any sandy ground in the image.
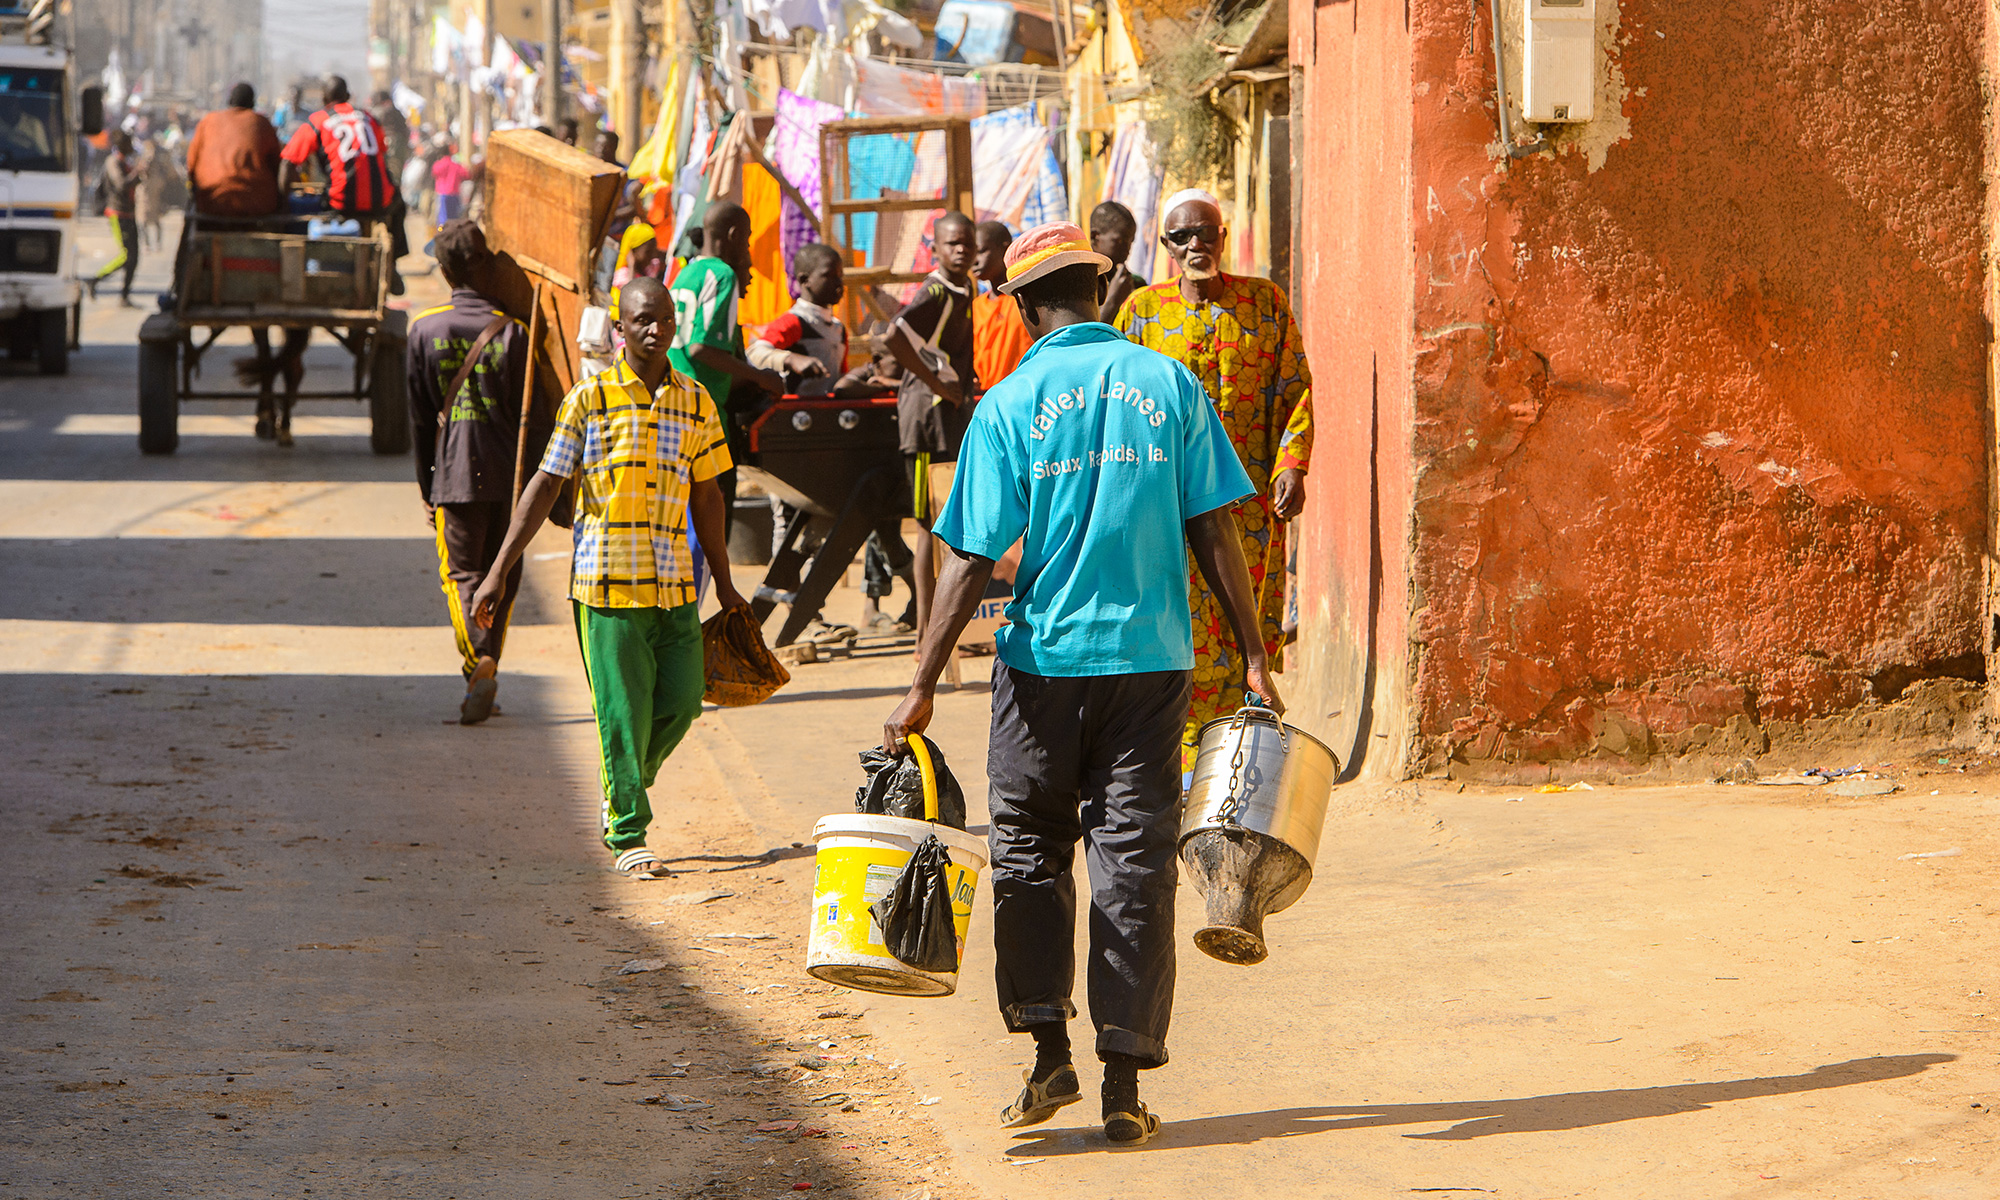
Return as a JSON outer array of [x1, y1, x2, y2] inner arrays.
[[3, 215, 1996, 1199]]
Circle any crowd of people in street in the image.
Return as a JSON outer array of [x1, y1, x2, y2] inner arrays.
[[398, 130, 1315, 1145], [94, 75, 1318, 1150]]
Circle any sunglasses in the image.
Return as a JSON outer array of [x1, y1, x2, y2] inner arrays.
[[1163, 223, 1222, 246]]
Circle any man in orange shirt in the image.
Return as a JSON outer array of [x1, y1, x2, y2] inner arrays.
[[973, 221, 1033, 386], [184, 83, 282, 217]]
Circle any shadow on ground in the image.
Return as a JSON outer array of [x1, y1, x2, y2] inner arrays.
[[1004, 1054, 1957, 1155], [0, 669, 881, 1196]]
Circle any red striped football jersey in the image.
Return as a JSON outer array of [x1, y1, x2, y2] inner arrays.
[[281, 103, 393, 212]]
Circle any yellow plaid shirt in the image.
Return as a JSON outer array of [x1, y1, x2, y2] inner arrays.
[[538, 359, 733, 609]]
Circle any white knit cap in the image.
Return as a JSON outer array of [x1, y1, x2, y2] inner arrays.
[[1160, 188, 1223, 223]]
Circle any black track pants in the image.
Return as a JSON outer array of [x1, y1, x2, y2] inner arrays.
[[985, 661, 1191, 1066]]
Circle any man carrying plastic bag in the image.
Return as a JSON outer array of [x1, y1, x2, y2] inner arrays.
[[880, 223, 1280, 1147]]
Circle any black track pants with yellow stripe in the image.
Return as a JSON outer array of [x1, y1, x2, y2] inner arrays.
[[434, 501, 523, 677]]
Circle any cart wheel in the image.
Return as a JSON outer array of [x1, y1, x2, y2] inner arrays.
[[36, 309, 68, 376], [138, 334, 179, 455], [369, 311, 410, 456]]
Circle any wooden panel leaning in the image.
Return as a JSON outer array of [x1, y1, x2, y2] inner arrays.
[[481, 128, 626, 503], [482, 129, 623, 297]]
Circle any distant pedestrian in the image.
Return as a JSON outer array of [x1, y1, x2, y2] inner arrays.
[[972, 220, 1031, 386], [592, 128, 622, 167], [882, 221, 1277, 1146], [407, 220, 546, 724], [885, 210, 978, 634], [370, 89, 411, 182], [136, 140, 169, 251], [90, 132, 140, 306], [470, 277, 747, 879], [1091, 201, 1145, 323], [431, 152, 470, 226]]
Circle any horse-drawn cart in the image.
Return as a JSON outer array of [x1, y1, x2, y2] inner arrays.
[[136, 212, 409, 456]]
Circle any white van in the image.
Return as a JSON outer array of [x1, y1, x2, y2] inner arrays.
[[0, 0, 103, 375]]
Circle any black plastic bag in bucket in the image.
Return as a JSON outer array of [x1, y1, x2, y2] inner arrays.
[[855, 745, 966, 829], [868, 833, 959, 974]]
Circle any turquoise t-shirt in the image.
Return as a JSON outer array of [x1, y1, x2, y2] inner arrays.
[[933, 321, 1254, 677]]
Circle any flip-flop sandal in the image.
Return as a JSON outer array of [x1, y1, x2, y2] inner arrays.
[[460, 676, 499, 725], [809, 622, 859, 646], [613, 847, 674, 879], [1103, 1103, 1161, 1146], [998, 1065, 1081, 1129]]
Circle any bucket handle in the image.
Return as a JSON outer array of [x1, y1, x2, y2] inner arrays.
[[905, 732, 941, 823], [1240, 692, 1290, 754]]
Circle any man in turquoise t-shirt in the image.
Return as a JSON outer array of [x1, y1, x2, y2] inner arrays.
[[667, 202, 786, 533], [882, 223, 1280, 1147]]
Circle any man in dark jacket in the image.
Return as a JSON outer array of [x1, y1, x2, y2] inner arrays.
[[407, 219, 547, 724], [89, 132, 140, 305]]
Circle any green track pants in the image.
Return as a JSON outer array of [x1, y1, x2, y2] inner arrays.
[[574, 601, 705, 852]]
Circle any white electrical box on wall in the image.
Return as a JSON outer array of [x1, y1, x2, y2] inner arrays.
[[1522, 0, 1596, 123]]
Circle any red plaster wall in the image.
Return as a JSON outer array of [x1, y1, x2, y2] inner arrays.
[[1287, 0, 1417, 774], [1293, 0, 1988, 776]]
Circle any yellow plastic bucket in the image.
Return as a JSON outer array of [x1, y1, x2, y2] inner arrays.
[[805, 735, 987, 996]]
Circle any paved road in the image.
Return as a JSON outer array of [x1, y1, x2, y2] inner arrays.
[[5, 215, 1997, 1199]]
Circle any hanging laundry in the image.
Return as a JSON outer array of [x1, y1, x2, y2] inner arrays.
[[971, 104, 1068, 233], [739, 161, 789, 329], [840, 131, 918, 260], [1100, 122, 1161, 281], [933, 0, 1017, 66], [744, 0, 837, 40], [853, 58, 986, 117], [773, 88, 846, 269], [627, 57, 684, 183]]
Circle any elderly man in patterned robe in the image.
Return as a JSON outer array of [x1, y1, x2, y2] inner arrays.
[[1114, 189, 1314, 770]]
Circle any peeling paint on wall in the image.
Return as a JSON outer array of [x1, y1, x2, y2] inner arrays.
[[1292, 0, 1989, 780], [1508, 0, 1635, 172]]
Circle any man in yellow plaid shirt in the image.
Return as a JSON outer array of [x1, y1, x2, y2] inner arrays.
[[471, 277, 747, 878]]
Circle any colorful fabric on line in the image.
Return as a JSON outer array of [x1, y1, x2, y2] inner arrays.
[[539, 358, 733, 609], [853, 57, 987, 117], [772, 88, 845, 271], [1099, 122, 1160, 281], [970, 104, 1068, 233], [1115, 274, 1315, 760]]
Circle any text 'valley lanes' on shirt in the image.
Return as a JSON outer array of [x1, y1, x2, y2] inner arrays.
[[1026, 378, 1172, 442], [933, 321, 1254, 679]]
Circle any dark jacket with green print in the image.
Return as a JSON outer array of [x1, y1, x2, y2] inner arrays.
[[407, 288, 548, 504]]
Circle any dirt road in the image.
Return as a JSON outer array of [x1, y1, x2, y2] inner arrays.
[[3, 216, 1995, 1199], [0, 220, 970, 1199]]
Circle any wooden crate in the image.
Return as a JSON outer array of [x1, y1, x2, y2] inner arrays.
[[483, 129, 624, 294], [482, 128, 625, 399], [185, 230, 381, 315]]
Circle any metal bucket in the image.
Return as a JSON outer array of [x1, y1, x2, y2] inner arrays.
[[1179, 704, 1339, 963]]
